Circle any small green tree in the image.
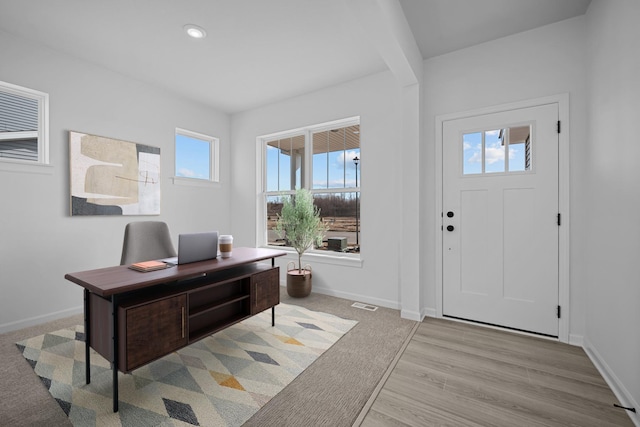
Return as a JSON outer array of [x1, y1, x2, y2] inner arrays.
[[275, 188, 326, 273]]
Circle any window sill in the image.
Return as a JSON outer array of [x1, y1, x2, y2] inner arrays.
[[262, 246, 363, 268], [0, 160, 53, 175], [171, 176, 220, 188]]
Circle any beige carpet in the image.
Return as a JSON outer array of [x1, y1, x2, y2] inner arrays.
[[1, 289, 416, 426]]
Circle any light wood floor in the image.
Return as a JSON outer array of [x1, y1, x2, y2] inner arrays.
[[359, 317, 633, 427]]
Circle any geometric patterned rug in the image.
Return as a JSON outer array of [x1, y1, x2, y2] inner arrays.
[[16, 303, 357, 426]]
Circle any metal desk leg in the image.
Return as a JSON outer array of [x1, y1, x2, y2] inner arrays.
[[271, 257, 276, 327], [111, 294, 119, 413], [84, 289, 91, 384]]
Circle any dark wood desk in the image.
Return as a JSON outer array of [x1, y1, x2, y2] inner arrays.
[[65, 247, 286, 412]]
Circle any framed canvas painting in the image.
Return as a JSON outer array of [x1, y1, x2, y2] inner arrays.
[[69, 131, 161, 216]]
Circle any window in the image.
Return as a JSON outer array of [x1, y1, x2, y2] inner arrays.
[[261, 117, 361, 255], [0, 80, 49, 165], [463, 125, 532, 175], [175, 128, 219, 183]]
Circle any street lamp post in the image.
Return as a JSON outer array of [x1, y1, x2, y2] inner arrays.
[[353, 156, 359, 249]]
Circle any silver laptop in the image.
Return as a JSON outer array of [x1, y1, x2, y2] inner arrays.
[[163, 231, 219, 265]]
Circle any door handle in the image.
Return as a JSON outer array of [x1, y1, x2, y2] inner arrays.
[[447, 211, 454, 218], [447, 225, 455, 232]]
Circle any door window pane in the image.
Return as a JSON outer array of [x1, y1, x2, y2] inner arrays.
[[463, 132, 482, 175], [462, 125, 532, 175], [507, 125, 532, 172], [484, 129, 505, 173]]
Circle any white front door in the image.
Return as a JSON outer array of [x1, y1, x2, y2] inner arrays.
[[442, 103, 559, 336]]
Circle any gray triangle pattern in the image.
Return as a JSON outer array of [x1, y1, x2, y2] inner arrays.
[[120, 400, 174, 426], [41, 339, 76, 359], [133, 374, 155, 390], [148, 359, 184, 380], [236, 360, 284, 386], [68, 402, 97, 425], [235, 331, 271, 347], [41, 333, 73, 350], [209, 395, 257, 426], [213, 353, 254, 375], [15, 304, 357, 426], [156, 366, 203, 394]]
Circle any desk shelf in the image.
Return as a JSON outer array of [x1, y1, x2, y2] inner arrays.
[[188, 295, 251, 342], [189, 294, 250, 318], [188, 278, 249, 314], [189, 312, 251, 342]]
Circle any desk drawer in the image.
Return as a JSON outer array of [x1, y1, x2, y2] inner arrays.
[[251, 267, 280, 314], [120, 294, 187, 371]]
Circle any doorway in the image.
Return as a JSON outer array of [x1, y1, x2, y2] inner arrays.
[[440, 102, 562, 337]]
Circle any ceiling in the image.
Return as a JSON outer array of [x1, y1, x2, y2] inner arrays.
[[0, 0, 591, 114]]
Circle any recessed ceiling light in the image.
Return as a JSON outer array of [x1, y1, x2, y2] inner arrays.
[[184, 24, 207, 39]]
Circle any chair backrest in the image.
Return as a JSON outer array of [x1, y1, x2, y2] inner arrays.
[[120, 221, 177, 265]]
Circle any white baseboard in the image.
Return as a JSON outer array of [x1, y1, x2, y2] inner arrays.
[[279, 282, 401, 311], [0, 306, 83, 334], [400, 309, 422, 322], [568, 333, 584, 347], [422, 307, 437, 318], [583, 337, 639, 427]]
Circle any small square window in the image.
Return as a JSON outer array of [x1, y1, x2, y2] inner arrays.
[[0, 80, 49, 166], [175, 128, 219, 182]]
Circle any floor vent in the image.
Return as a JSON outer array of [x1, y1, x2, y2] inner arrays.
[[351, 302, 379, 311]]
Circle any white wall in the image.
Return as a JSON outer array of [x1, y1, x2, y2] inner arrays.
[[421, 17, 589, 340], [0, 30, 231, 332], [584, 0, 640, 418], [230, 71, 404, 309]]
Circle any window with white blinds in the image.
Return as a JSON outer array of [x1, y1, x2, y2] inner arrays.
[[0, 81, 49, 165]]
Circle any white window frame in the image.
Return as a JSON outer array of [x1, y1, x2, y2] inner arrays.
[[257, 116, 362, 266], [172, 127, 220, 187], [0, 80, 50, 173]]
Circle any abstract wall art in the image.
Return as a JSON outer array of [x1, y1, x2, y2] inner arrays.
[[69, 131, 161, 216]]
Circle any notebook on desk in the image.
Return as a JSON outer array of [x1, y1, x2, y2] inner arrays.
[[161, 231, 219, 265]]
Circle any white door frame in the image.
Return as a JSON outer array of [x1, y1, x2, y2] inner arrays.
[[434, 94, 570, 343]]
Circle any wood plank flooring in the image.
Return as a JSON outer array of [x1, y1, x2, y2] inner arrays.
[[359, 317, 633, 427]]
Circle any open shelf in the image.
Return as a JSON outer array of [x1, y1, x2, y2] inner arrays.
[[189, 278, 249, 312], [189, 312, 251, 342], [188, 298, 250, 342], [189, 294, 250, 317]]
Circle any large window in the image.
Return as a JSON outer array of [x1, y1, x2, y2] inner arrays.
[[261, 117, 361, 254], [175, 128, 219, 183], [0, 80, 49, 165]]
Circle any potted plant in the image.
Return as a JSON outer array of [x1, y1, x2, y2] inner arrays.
[[274, 188, 326, 297]]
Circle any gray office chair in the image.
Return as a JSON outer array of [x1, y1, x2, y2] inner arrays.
[[120, 221, 177, 265]]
